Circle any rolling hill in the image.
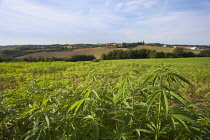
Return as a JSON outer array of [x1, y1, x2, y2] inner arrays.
[[2, 45, 200, 59]]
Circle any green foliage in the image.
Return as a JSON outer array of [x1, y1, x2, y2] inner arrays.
[[199, 49, 210, 57], [101, 48, 196, 60], [70, 55, 95, 62], [1, 58, 210, 139], [173, 47, 184, 55], [0, 55, 95, 62]]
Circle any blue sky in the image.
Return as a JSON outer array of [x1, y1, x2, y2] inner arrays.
[[0, 0, 210, 45]]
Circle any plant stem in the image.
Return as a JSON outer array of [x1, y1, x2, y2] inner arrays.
[[155, 94, 161, 140]]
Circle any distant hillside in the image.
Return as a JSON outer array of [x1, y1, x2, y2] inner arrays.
[[16, 47, 128, 59], [134, 45, 174, 52], [16, 48, 94, 59], [3, 45, 201, 59]]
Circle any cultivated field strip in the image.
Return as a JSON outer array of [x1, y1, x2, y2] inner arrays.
[[1, 57, 210, 139]]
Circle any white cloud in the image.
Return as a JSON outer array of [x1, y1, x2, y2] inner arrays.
[[0, 0, 118, 33], [0, 0, 209, 45]]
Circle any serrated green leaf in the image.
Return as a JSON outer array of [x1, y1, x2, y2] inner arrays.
[[68, 98, 87, 114], [45, 115, 50, 128], [83, 115, 94, 120], [93, 123, 99, 140], [161, 91, 168, 115], [168, 73, 193, 86], [169, 91, 186, 106], [171, 114, 195, 124], [141, 74, 154, 85], [100, 95, 113, 103], [92, 90, 101, 100], [22, 107, 37, 116], [135, 129, 153, 134], [146, 91, 160, 113], [170, 114, 191, 132]]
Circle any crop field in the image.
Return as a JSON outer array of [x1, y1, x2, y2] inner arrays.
[[1, 57, 210, 139], [14, 45, 178, 59], [16, 47, 129, 59], [16, 48, 127, 59], [91, 47, 128, 59], [134, 45, 174, 52], [134, 45, 201, 54], [16, 48, 94, 59]]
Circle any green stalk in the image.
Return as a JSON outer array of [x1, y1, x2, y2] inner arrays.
[[132, 90, 134, 113], [155, 94, 161, 140], [155, 72, 163, 140]]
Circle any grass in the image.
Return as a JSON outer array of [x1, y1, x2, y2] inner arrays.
[[134, 45, 174, 52], [91, 47, 127, 59], [0, 46, 21, 57], [0, 46, 20, 51], [1, 57, 210, 139], [134, 45, 201, 54], [16, 48, 93, 59], [16, 47, 128, 59]]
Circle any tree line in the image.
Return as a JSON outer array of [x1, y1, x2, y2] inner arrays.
[[122, 42, 145, 48], [1, 48, 210, 62], [101, 48, 210, 60], [0, 55, 96, 62]]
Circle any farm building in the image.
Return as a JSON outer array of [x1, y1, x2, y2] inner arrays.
[[190, 47, 198, 50]]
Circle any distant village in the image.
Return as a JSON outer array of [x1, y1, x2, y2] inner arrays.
[[63, 42, 210, 50], [1, 41, 210, 50], [0, 41, 210, 58]]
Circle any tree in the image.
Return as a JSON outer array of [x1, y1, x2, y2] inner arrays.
[[165, 52, 176, 58], [149, 50, 157, 58], [184, 52, 196, 57], [155, 51, 165, 58], [101, 54, 107, 60], [70, 55, 95, 62], [173, 48, 184, 57], [199, 50, 210, 57]]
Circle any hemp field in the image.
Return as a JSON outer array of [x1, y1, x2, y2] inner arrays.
[[1, 57, 210, 139]]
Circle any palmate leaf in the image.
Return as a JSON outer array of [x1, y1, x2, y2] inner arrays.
[[152, 74, 159, 86], [161, 91, 169, 115], [92, 90, 101, 100], [132, 69, 141, 75], [41, 98, 49, 107], [159, 125, 169, 135], [168, 73, 193, 86], [82, 124, 93, 139], [24, 126, 42, 140], [170, 114, 190, 132], [169, 91, 186, 106], [83, 115, 94, 120], [135, 128, 153, 137], [21, 106, 38, 116], [100, 95, 113, 103], [93, 123, 99, 140], [113, 91, 123, 104], [171, 114, 195, 124], [44, 114, 50, 128], [68, 98, 89, 115], [140, 74, 154, 86], [170, 114, 196, 133], [83, 115, 100, 140], [113, 79, 128, 104], [126, 76, 135, 91], [146, 91, 161, 113], [151, 68, 163, 86], [84, 90, 91, 98], [146, 123, 156, 133], [170, 117, 176, 130]]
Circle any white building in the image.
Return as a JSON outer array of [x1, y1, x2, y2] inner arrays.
[[190, 47, 198, 50]]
